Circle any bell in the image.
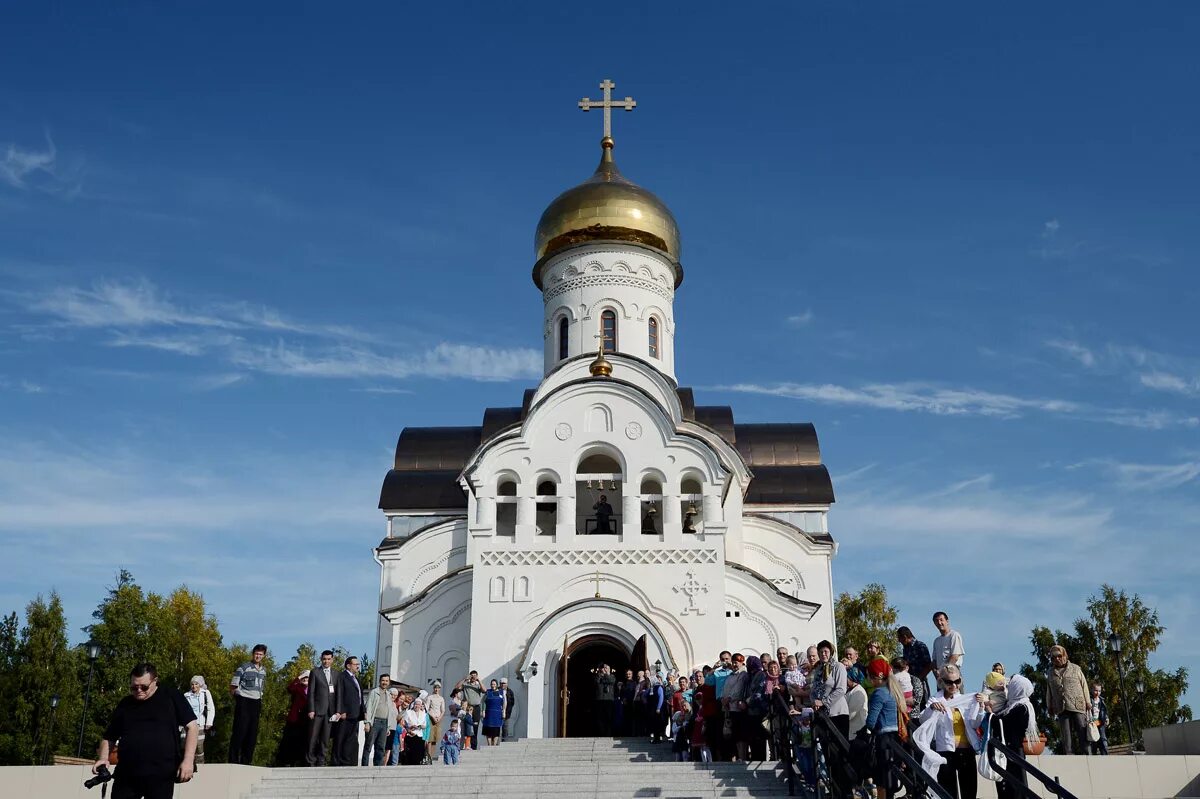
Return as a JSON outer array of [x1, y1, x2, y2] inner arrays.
[[609, 479, 618, 491], [585, 479, 593, 490], [647, 505, 658, 516]]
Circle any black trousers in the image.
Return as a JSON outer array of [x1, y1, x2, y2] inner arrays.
[[332, 718, 360, 765], [112, 773, 175, 799], [936, 749, 978, 799], [595, 700, 614, 736], [228, 695, 261, 764]]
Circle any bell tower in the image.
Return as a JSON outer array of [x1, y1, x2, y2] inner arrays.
[[533, 79, 682, 381]]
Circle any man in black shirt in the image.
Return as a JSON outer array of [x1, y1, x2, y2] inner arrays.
[[593, 494, 614, 534], [93, 662, 197, 799]]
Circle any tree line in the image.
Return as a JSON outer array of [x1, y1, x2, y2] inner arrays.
[[834, 582, 1190, 748], [0, 570, 371, 766]]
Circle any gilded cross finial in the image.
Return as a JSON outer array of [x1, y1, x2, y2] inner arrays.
[[579, 78, 636, 141], [593, 569, 608, 598]]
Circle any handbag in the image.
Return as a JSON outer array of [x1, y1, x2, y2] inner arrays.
[[722, 714, 733, 739], [1086, 721, 1100, 743], [977, 719, 1005, 782], [897, 709, 910, 744]]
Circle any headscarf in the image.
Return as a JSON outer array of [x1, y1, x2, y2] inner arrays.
[[1000, 674, 1039, 742], [746, 656, 763, 676], [190, 675, 207, 688]]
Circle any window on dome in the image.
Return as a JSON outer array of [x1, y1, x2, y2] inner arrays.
[[558, 317, 569, 360], [601, 310, 617, 353], [648, 318, 659, 359]]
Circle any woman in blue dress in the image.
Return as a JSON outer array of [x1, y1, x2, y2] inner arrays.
[[482, 679, 506, 746]]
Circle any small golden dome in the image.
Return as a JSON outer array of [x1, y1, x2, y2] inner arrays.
[[533, 137, 682, 287], [589, 343, 613, 377]]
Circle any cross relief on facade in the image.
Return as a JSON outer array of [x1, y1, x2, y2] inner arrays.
[[673, 570, 709, 616]]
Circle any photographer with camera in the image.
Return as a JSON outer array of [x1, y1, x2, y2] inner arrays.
[[91, 662, 198, 798]]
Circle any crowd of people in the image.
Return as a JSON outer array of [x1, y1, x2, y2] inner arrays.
[[92, 614, 1117, 799], [583, 611, 1112, 799]]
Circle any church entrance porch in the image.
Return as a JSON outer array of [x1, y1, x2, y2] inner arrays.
[[560, 634, 630, 738], [515, 597, 679, 739]]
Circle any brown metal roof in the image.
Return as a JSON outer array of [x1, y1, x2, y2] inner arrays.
[[379, 469, 468, 510], [734, 423, 822, 466], [393, 427, 482, 471], [742, 465, 834, 505]]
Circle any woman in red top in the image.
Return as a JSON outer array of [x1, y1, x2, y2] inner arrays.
[[274, 670, 310, 766]]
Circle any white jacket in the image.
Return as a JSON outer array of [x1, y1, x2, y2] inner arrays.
[[913, 692, 985, 778], [185, 688, 216, 729]]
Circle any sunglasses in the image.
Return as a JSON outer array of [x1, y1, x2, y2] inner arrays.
[[944, 678, 962, 685], [130, 683, 154, 693]]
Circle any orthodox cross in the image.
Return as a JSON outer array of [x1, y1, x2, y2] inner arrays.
[[593, 569, 608, 598], [674, 570, 709, 615], [579, 79, 636, 140]]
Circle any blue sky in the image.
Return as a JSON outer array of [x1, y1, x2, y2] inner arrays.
[[2, 3, 1197, 709]]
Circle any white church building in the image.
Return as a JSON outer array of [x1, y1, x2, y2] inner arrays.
[[373, 83, 838, 738]]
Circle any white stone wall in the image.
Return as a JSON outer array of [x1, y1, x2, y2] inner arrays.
[[539, 245, 677, 380]]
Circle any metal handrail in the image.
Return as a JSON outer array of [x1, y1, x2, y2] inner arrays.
[[770, 691, 797, 796], [811, 709, 860, 799], [987, 738, 1080, 799], [879, 733, 954, 799]]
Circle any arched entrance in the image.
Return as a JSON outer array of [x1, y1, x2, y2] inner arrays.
[[560, 634, 630, 737], [516, 597, 681, 739]]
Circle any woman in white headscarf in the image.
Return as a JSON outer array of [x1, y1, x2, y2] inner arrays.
[[400, 698, 429, 765], [184, 676, 216, 764], [992, 674, 1037, 799], [913, 665, 984, 799]]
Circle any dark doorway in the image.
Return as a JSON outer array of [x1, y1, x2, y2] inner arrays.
[[561, 635, 630, 737]]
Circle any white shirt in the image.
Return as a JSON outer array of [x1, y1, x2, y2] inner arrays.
[[932, 630, 965, 674]]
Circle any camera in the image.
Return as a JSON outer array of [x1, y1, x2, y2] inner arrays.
[[85, 764, 112, 789]]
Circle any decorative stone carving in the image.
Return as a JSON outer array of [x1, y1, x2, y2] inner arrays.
[[479, 548, 718, 567], [674, 570, 709, 615], [555, 422, 573, 441], [625, 421, 643, 440]]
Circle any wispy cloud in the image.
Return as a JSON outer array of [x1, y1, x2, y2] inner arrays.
[[1069, 458, 1200, 492], [715, 380, 1198, 429], [1, 134, 57, 189], [786, 310, 815, 326], [14, 278, 542, 384], [1045, 339, 1200, 397], [1045, 339, 1095, 368], [1042, 218, 1060, 238], [0, 377, 46, 394]]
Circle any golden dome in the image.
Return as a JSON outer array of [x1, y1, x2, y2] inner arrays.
[[533, 137, 682, 287]]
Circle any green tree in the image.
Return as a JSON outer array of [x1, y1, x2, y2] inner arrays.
[[0, 594, 83, 765], [835, 583, 898, 657], [1020, 585, 1191, 748]]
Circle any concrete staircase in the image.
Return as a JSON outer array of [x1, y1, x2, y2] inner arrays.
[[244, 738, 791, 799]]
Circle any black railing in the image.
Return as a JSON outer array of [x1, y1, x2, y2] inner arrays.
[[810, 710, 861, 799], [878, 733, 954, 799], [770, 691, 798, 796], [987, 738, 1080, 799], [583, 515, 621, 534]]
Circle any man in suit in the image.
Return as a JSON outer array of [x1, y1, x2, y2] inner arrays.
[[333, 655, 366, 766], [306, 650, 337, 766]]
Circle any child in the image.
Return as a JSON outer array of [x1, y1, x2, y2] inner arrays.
[[689, 693, 709, 763], [790, 707, 815, 787], [460, 702, 475, 751], [980, 670, 1008, 714], [439, 718, 463, 765]]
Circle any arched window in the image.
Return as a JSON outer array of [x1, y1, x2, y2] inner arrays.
[[648, 317, 660, 359], [558, 317, 569, 361], [601, 310, 617, 353]]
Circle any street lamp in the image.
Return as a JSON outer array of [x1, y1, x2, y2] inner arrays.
[[654, 659, 663, 676], [42, 694, 60, 765], [1107, 633, 1135, 748], [530, 661, 538, 677], [76, 640, 102, 758]]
